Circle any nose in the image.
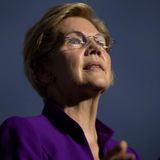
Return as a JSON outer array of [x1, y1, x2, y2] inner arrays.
[[84, 42, 102, 56]]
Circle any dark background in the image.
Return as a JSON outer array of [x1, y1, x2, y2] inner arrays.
[[0, 0, 160, 159]]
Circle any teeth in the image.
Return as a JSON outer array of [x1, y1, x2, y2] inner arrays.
[[85, 64, 101, 70], [91, 65, 100, 68]]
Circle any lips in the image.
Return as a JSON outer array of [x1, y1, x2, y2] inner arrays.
[[83, 62, 104, 71]]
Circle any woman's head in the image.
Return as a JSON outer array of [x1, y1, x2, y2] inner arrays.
[[23, 2, 113, 100]]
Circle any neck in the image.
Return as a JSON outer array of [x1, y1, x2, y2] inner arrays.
[[48, 85, 102, 131], [49, 91, 101, 160], [48, 84, 102, 139], [64, 94, 100, 136], [63, 95, 101, 160]]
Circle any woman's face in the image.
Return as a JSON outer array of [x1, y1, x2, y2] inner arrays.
[[49, 17, 113, 96]]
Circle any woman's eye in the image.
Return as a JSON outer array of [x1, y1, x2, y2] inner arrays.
[[95, 35, 106, 47], [97, 40, 105, 45], [68, 38, 82, 45], [96, 40, 106, 47]]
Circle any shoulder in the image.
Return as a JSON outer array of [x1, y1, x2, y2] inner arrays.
[[0, 116, 50, 158], [0, 116, 49, 158], [0, 115, 43, 131], [0, 115, 49, 142]]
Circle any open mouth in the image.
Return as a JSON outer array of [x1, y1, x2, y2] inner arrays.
[[83, 63, 104, 71]]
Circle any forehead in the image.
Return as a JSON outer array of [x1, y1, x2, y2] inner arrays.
[[57, 17, 99, 36]]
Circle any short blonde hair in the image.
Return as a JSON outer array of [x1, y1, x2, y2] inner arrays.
[[23, 2, 113, 99]]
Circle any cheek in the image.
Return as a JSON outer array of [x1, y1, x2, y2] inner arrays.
[[108, 56, 112, 69], [70, 60, 82, 79], [103, 52, 112, 69], [64, 52, 83, 75], [101, 50, 111, 60]]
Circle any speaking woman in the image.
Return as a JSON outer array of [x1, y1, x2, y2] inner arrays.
[[0, 3, 140, 160]]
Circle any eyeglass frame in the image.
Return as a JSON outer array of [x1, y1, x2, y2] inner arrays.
[[63, 31, 113, 52]]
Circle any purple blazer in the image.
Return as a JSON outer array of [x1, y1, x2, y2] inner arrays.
[[0, 100, 141, 159]]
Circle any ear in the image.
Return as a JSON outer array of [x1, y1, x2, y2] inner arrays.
[[34, 64, 52, 85]]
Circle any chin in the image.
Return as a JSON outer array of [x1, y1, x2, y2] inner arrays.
[[85, 79, 108, 92], [80, 73, 114, 93], [92, 77, 113, 90]]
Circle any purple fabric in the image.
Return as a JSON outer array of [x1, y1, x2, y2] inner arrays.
[[0, 100, 141, 159]]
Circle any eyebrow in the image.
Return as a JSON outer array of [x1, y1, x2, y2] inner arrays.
[[64, 30, 104, 37]]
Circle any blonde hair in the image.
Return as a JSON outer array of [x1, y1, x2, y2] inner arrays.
[[23, 2, 113, 99]]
